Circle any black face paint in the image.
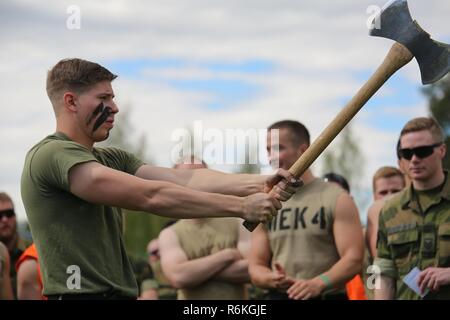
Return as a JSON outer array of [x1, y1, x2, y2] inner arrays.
[[86, 102, 112, 132], [92, 106, 112, 132], [86, 102, 104, 125]]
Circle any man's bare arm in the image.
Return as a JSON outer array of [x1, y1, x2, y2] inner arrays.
[[159, 228, 240, 288], [286, 193, 365, 300], [323, 193, 365, 288], [216, 222, 252, 283], [135, 165, 300, 200], [248, 225, 273, 288], [135, 165, 265, 196], [69, 161, 279, 222], [248, 225, 293, 290], [215, 260, 250, 283], [374, 276, 396, 300], [366, 199, 385, 259], [17, 259, 42, 300]]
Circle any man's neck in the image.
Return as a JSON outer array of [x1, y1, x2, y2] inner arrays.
[[412, 170, 445, 191], [4, 233, 18, 252], [56, 123, 94, 150], [300, 169, 315, 185]]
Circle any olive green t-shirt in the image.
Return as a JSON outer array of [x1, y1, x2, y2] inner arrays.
[[21, 132, 144, 297]]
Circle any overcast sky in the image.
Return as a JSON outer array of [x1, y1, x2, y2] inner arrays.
[[1, 0, 449, 223]]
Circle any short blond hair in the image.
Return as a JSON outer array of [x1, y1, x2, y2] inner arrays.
[[0, 192, 14, 206], [400, 117, 444, 145], [372, 167, 405, 192]]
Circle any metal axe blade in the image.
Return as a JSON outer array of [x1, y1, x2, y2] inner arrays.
[[370, 0, 450, 84]]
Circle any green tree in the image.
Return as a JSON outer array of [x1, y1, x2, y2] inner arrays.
[[320, 124, 370, 216], [422, 75, 450, 169], [99, 105, 169, 259], [321, 125, 364, 189], [233, 137, 261, 174]]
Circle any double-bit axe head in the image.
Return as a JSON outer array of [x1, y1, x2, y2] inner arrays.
[[370, 0, 450, 84]]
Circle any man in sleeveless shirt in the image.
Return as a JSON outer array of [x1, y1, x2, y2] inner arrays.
[[140, 222, 177, 300], [20, 58, 301, 300], [159, 159, 251, 299], [366, 167, 406, 260], [15, 243, 45, 300], [366, 142, 411, 261], [249, 120, 365, 300]]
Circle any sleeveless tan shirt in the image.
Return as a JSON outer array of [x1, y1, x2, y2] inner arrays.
[[172, 218, 247, 299], [267, 178, 343, 285]]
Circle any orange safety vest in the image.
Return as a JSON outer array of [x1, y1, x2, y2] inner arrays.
[[346, 274, 367, 300], [15, 244, 45, 300]]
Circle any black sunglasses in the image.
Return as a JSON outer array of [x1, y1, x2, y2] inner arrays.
[[398, 143, 442, 160], [0, 209, 15, 219]]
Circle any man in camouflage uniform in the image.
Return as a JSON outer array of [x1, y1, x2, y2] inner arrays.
[[375, 117, 450, 300]]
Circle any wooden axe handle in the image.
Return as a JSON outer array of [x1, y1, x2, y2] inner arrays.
[[244, 42, 413, 232]]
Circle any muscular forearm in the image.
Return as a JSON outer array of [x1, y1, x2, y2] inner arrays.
[[186, 169, 265, 196], [216, 259, 250, 283], [374, 276, 395, 300], [140, 181, 245, 219], [249, 264, 275, 289], [168, 251, 235, 289], [322, 253, 363, 290], [136, 166, 265, 196]]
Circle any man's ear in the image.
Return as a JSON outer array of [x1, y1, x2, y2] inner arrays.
[[439, 143, 447, 159], [299, 143, 309, 154], [63, 92, 77, 112]]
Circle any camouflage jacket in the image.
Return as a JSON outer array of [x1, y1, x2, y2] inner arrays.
[[376, 171, 450, 300]]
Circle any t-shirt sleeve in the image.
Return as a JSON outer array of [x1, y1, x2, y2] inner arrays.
[[30, 140, 98, 192], [374, 208, 397, 278], [376, 208, 390, 260], [102, 147, 145, 175]]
